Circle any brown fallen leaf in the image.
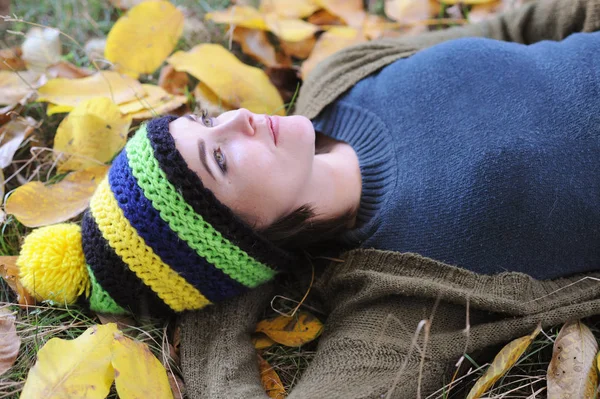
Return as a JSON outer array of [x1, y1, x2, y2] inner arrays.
[[266, 66, 302, 105], [0, 70, 42, 106], [547, 320, 598, 398], [0, 116, 37, 168], [5, 165, 109, 228], [96, 313, 137, 331], [280, 36, 316, 60], [466, 325, 541, 399], [168, 371, 185, 399], [0, 307, 20, 376], [260, 0, 320, 19], [0, 256, 35, 308], [46, 61, 94, 79], [233, 27, 287, 68], [258, 354, 286, 398], [0, 47, 26, 71], [307, 9, 344, 26], [255, 311, 323, 347], [385, 0, 433, 25], [159, 65, 189, 96]]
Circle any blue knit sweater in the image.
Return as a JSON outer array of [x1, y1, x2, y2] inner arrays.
[[311, 32, 600, 280]]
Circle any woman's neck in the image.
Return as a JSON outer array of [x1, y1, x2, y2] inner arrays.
[[303, 132, 362, 227]]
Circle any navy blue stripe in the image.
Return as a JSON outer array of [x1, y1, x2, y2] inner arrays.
[[82, 211, 173, 318], [108, 150, 249, 302]]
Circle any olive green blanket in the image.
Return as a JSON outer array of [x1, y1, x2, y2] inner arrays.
[[181, 1, 600, 397]]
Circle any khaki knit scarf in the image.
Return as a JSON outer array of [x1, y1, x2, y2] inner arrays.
[[181, 1, 600, 397]]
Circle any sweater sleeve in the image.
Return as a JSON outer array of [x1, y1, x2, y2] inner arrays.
[[295, 0, 600, 119]]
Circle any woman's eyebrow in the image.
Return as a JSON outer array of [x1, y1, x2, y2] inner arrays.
[[197, 139, 216, 181]]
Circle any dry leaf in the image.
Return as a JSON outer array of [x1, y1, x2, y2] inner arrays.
[[233, 28, 281, 67], [259, 0, 320, 19], [280, 36, 316, 60], [258, 354, 286, 398], [168, 44, 284, 115], [0, 47, 26, 71], [112, 331, 174, 399], [0, 307, 20, 376], [158, 65, 189, 96], [307, 9, 344, 26], [0, 256, 36, 307], [314, 0, 366, 27], [21, 27, 62, 73], [84, 38, 107, 62], [20, 323, 118, 399], [168, 371, 185, 399], [255, 311, 323, 347], [265, 15, 319, 42], [466, 325, 541, 399], [105, 1, 184, 78], [96, 313, 137, 331], [362, 14, 399, 40], [0, 116, 36, 168], [444, 0, 496, 4], [54, 97, 130, 172], [547, 320, 598, 398], [0, 70, 41, 106], [5, 165, 109, 228], [193, 82, 234, 116], [205, 5, 269, 30], [252, 333, 276, 350], [46, 104, 75, 116], [385, 0, 431, 24], [301, 26, 366, 79], [46, 61, 94, 79], [119, 84, 187, 120], [37, 71, 146, 108]]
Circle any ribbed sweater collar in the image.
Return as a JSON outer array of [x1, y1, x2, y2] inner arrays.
[[311, 100, 398, 246]]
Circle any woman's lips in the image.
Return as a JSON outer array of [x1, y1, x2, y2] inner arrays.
[[266, 115, 279, 146]]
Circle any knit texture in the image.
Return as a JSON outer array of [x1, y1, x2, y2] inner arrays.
[[181, 0, 600, 397], [82, 116, 295, 317]]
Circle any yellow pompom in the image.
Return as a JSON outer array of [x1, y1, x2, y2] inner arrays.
[[17, 223, 90, 305]]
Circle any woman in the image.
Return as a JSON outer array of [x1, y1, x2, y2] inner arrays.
[[178, 0, 600, 398]]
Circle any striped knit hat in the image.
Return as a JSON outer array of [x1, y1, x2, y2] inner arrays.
[[17, 116, 295, 318]]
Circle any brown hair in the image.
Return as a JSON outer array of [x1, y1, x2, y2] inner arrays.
[[257, 204, 357, 250]]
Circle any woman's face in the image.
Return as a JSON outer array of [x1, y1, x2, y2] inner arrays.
[[169, 109, 316, 228]]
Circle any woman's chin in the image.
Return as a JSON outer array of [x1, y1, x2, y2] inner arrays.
[[282, 115, 315, 145]]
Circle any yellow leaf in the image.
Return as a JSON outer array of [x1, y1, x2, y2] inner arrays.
[[158, 64, 189, 96], [313, 0, 366, 27], [252, 333, 276, 350], [119, 84, 187, 120], [111, 331, 174, 399], [258, 354, 286, 399], [205, 5, 268, 30], [5, 165, 109, 228], [0, 70, 41, 106], [265, 14, 318, 42], [168, 44, 284, 115], [20, 323, 118, 399], [37, 71, 146, 108], [548, 320, 598, 398], [0, 308, 20, 376], [54, 97, 131, 172], [233, 28, 280, 68], [467, 325, 541, 399], [255, 311, 323, 347], [193, 82, 234, 116], [280, 36, 316, 59], [105, 1, 184, 78], [260, 0, 320, 19], [47, 103, 75, 116], [301, 26, 366, 79]]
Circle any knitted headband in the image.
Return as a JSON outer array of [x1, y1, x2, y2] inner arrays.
[[17, 115, 295, 318]]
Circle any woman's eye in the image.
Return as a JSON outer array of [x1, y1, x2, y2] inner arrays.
[[202, 116, 213, 127], [214, 148, 227, 173]]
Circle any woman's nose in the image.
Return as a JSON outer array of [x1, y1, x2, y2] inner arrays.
[[221, 108, 255, 137]]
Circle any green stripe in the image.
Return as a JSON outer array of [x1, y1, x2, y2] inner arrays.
[[87, 265, 127, 314], [125, 126, 275, 287]]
